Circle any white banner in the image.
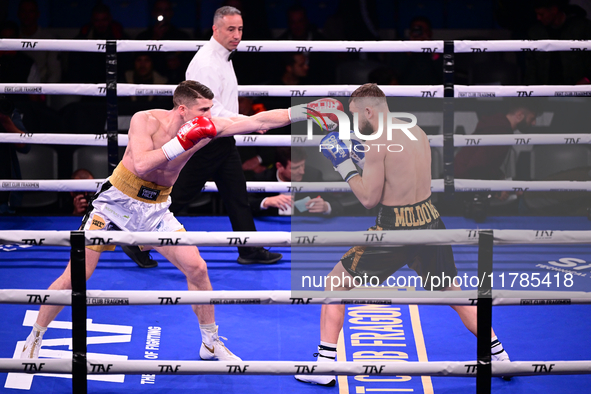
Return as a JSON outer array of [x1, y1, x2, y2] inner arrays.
[[2, 229, 590, 247], [454, 40, 591, 53], [82, 359, 475, 376], [0, 83, 443, 97], [0, 357, 588, 376], [1, 289, 590, 306], [0, 359, 71, 374], [2, 132, 589, 148], [5, 38, 591, 54], [238, 85, 443, 97], [0, 290, 71, 305], [2, 179, 590, 193], [452, 179, 591, 192], [455, 84, 591, 97], [1, 39, 445, 53], [0, 39, 107, 52], [493, 230, 591, 245], [0, 230, 71, 246]]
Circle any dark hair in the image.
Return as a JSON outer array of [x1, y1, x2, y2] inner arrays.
[[92, 4, 112, 16], [533, 0, 569, 11], [349, 83, 387, 105], [72, 168, 94, 179], [18, 0, 39, 11], [0, 20, 20, 37], [410, 16, 432, 30], [503, 98, 542, 117], [214, 6, 241, 25], [281, 52, 304, 70], [287, 4, 308, 17], [173, 80, 214, 108], [276, 147, 306, 167]]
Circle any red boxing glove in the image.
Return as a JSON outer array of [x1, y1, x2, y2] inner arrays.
[[288, 98, 344, 132], [307, 98, 344, 125], [162, 117, 217, 161]]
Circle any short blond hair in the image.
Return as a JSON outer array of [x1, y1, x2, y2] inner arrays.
[[349, 83, 387, 107]]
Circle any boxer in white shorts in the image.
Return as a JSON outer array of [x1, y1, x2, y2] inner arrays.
[[19, 80, 339, 362]]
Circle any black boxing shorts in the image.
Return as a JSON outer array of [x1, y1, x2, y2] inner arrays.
[[340, 197, 457, 291]]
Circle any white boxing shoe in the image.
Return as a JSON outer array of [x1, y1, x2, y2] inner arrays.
[[199, 333, 241, 361], [294, 374, 336, 387], [20, 330, 43, 359], [491, 345, 511, 380], [295, 350, 336, 387]]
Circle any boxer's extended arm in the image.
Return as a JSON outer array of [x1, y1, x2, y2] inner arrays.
[[214, 109, 290, 137], [216, 98, 343, 136]]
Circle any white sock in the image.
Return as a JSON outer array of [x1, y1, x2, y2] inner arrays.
[[316, 341, 337, 361], [491, 336, 506, 355], [33, 323, 47, 336], [199, 323, 217, 344]]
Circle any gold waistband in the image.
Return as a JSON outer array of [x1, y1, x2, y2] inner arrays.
[[109, 164, 172, 204]]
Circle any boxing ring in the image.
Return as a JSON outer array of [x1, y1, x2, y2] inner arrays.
[[0, 38, 591, 394]]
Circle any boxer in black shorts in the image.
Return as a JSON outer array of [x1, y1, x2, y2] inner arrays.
[[296, 84, 510, 387], [341, 198, 457, 290]]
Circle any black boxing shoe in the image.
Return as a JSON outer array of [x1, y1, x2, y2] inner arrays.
[[122, 246, 158, 268], [237, 248, 282, 265]]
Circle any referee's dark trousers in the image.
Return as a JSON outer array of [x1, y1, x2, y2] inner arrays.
[[170, 137, 258, 257]]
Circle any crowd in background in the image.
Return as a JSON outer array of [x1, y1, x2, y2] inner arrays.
[[1, 0, 590, 218]]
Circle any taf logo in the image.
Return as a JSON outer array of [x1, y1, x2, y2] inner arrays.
[[21, 41, 38, 48], [158, 297, 181, 305], [27, 294, 49, 304], [290, 298, 312, 304]]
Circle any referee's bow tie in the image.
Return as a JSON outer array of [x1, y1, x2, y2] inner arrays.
[[228, 51, 236, 61]]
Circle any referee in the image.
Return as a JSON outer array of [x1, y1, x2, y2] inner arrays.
[[170, 6, 281, 265]]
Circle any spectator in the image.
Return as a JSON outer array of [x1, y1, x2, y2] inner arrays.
[[69, 169, 94, 216], [277, 5, 334, 84], [525, 0, 591, 85], [0, 21, 39, 86], [248, 148, 342, 216], [388, 16, 443, 85], [323, 0, 380, 41], [237, 97, 272, 175], [455, 102, 539, 221], [455, 103, 538, 181], [122, 53, 168, 103], [368, 66, 399, 85], [0, 96, 30, 214], [136, 0, 191, 77], [66, 4, 127, 84], [261, 53, 311, 121], [17, 0, 61, 85]]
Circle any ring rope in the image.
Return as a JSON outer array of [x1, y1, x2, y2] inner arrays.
[[2, 229, 590, 247], [4, 82, 591, 97], [2, 179, 590, 193], [3, 38, 591, 53], [1, 358, 591, 376], [1, 289, 590, 306], [1, 133, 590, 147]]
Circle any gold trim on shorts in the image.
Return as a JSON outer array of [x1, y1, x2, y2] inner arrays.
[[347, 225, 383, 271], [109, 163, 172, 204]]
